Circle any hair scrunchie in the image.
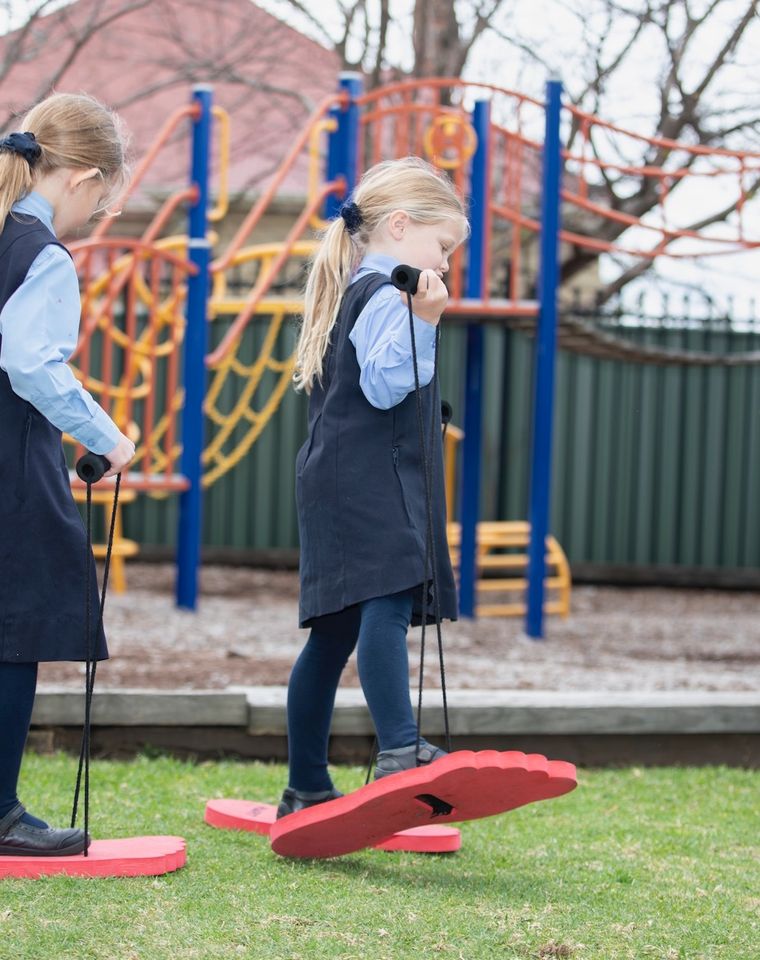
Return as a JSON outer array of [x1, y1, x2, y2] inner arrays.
[[339, 200, 363, 235], [0, 131, 42, 168]]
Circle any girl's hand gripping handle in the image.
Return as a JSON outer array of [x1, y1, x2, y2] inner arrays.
[[391, 264, 421, 295], [392, 264, 449, 327], [76, 433, 135, 483], [75, 452, 111, 484], [101, 432, 136, 479], [76, 426, 135, 482]]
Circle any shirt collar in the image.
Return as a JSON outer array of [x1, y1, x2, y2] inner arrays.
[[12, 191, 56, 236], [353, 252, 400, 280]]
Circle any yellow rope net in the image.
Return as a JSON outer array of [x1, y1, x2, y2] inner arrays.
[[67, 239, 191, 489], [203, 241, 314, 487], [67, 237, 314, 493]]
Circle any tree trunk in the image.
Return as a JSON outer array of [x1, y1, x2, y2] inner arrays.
[[412, 0, 466, 103]]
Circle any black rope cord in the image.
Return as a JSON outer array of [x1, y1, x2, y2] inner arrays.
[[406, 287, 452, 757], [70, 462, 121, 856], [364, 274, 454, 784], [363, 739, 378, 787]]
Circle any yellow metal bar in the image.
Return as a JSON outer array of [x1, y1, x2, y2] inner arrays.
[[309, 117, 339, 230], [447, 512, 571, 617], [443, 424, 463, 523], [209, 241, 317, 314], [477, 554, 557, 567], [477, 577, 566, 591], [476, 603, 526, 617], [209, 106, 231, 223], [72, 488, 139, 593], [476, 601, 565, 618], [209, 297, 304, 317]]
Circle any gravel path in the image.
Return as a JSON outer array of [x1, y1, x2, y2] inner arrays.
[[39, 564, 760, 693]]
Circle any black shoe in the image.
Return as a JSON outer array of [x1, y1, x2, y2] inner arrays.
[[276, 787, 343, 820], [374, 741, 448, 780], [0, 803, 87, 857]]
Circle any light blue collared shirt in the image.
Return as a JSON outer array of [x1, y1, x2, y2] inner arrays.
[[348, 253, 437, 410], [0, 192, 121, 454]]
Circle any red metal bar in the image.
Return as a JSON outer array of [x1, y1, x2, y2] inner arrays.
[[356, 78, 543, 111], [142, 255, 160, 477], [165, 262, 183, 481], [100, 247, 115, 410], [567, 104, 760, 160], [123, 265, 137, 431], [482, 120, 493, 303], [207, 182, 339, 364], [89, 103, 200, 242], [509, 138, 524, 301]]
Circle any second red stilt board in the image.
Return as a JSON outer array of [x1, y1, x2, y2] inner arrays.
[[205, 799, 461, 853], [270, 750, 577, 859]]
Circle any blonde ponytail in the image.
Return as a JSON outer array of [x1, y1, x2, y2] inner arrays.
[[0, 151, 35, 226], [294, 156, 468, 393], [0, 92, 128, 229], [294, 216, 359, 391]]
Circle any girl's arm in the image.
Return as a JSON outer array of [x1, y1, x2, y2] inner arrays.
[[349, 283, 438, 410], [0, 244, 122, 455]]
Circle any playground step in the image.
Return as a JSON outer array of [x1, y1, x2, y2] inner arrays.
[[32, 686, 760, 736]]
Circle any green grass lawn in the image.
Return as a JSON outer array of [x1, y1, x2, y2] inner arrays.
[[1, 755, 757, 960]]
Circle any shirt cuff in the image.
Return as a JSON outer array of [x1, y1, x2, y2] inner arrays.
[[71, 407, 122, 455]]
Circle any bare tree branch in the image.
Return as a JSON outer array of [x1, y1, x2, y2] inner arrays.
[[2, 0, 754, 301], [28, 0, 155, 108], [689, 0, 758, 104], [274, 0, 336, 47], [369, 0, 391, 89], [0, 1, 58, 91]]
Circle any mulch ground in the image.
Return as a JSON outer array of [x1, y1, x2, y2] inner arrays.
[[38, 563, 760, 693]]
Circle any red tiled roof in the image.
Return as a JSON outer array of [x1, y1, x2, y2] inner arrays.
[[0, 0, 340, 197]]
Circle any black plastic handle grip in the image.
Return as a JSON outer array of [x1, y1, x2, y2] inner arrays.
[[390, 264, 421, 295], [75, 452, 111, 484]]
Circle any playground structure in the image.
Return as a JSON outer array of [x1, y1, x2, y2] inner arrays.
[[64, 75, 760, 637]]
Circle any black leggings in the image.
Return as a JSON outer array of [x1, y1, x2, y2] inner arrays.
[[286, 590, 419, 792], [0, 661, 38, 819]]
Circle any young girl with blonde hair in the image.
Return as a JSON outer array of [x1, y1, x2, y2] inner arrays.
[[279, 156, 469, 817], [0, 93, 135, 856]]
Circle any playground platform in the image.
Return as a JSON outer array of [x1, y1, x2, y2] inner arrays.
[[30, 686, 760, 768]]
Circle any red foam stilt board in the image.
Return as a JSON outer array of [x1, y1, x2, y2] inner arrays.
[[270, 750, 577, 859], [204, 799, 461, 854], [0, 836, 187, 879]]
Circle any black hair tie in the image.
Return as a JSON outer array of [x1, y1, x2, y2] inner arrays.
[[0, 131, 42, 168], [339, 200, 363, 235]]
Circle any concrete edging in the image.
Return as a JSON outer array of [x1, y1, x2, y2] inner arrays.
[[32, 689, 249, 727], [32, 686, 760, 736]]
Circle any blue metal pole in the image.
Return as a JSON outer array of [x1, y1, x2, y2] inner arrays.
[[325, 72, 363, 219], [459, 100, 491, 618], [176, 86, 213, 610], [526, 78, 563, 639]]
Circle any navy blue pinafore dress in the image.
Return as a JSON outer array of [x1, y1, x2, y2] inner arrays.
[[296, 272, 458, 628], [0, 215, 107, 663]]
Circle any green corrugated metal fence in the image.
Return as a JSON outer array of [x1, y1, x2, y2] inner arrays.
[[123, 315, 760, 573]]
